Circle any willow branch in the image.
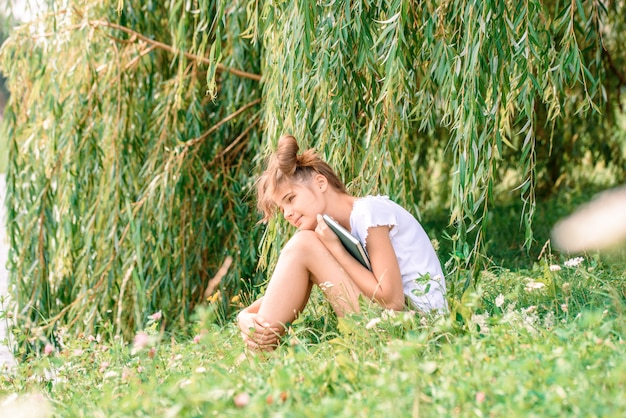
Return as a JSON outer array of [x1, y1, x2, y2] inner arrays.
[[184, 98, 262, 149], [88, 19, 262, 82], [206, 116, 261, 168]]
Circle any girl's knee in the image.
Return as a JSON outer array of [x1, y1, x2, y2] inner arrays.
[[283, 230, 323, 253]]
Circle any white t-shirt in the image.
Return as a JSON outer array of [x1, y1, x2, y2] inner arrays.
[[349, 195, 448, 313]]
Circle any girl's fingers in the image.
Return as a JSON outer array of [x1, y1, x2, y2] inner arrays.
[[245, 332, 277, 350], [252, 315, 271, 328], [246, 322, 279, 346], [252, 316, 281, 335], [315, 215, 336, 244], [254, 327, 279, 343], [239, 313, 281, 349]]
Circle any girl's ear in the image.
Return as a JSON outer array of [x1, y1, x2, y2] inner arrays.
[[314, 174, 329, 191]]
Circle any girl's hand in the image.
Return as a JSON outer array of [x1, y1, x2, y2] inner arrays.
[[315, 214, 343, 250], [237, 310, 281, 350]]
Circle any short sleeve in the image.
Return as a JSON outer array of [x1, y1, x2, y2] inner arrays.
[[350, 196, 399, 248]]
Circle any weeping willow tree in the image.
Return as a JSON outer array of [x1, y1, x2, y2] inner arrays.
[[1, 0, 624, 348]]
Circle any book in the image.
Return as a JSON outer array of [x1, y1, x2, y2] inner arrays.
[[322, 214, 372, 270]]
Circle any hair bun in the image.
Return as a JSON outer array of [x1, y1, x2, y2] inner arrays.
[[276, 134, 299, 175]]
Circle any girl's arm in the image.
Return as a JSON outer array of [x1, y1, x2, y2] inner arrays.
[[316, 216, 405, 310], [239, 297, 263, 315]]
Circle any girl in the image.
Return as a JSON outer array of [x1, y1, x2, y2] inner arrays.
[[237, 134, 447, 350]]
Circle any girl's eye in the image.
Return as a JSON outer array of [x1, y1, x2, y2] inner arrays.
[[288, 195, 295, 202]]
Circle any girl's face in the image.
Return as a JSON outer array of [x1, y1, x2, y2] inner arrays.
[[273, 177, 327, 230]]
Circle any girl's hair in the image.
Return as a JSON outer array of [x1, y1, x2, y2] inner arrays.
[[256, 134, 347, 222]]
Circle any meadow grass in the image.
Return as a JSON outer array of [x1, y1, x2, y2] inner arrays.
[[0, 255, 624, 417], [0, 190, 625, 417]]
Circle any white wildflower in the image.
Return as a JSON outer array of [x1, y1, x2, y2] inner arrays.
[[319, 281, 334, 292], [402, 310, 417, 322], [519, 307, 539, 333], [564, 257, 584, 268], [549, 264, 561, 272], [365, 318, 381, 329], [103, 371, 118, 379], [543, 311, 555, 328], [470, 312, 490, 334], [523, 305, 537, 314], [495, 293, 505, 308], [525, 280, 546, 292], [381, 309, 397, 320]]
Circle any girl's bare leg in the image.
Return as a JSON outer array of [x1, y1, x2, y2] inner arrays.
[[257, 230, 363, 330]]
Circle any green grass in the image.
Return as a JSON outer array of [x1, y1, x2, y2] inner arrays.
[[0, 252, 624, 417]]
